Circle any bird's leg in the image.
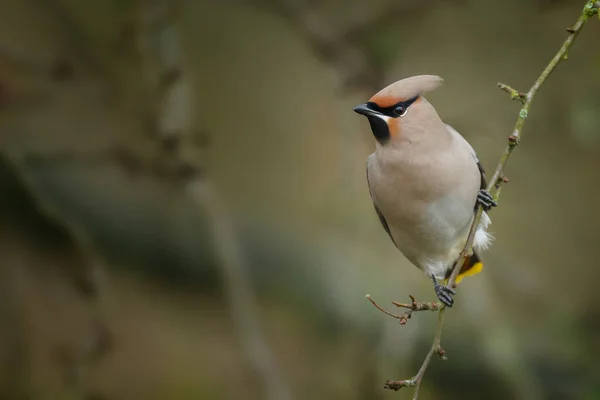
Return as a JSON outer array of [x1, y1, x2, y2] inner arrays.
[[431, 276, 455, 308], [477, 189, 497, 211]]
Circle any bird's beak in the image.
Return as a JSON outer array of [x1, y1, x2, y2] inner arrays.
[[353, 103, 381, 117]]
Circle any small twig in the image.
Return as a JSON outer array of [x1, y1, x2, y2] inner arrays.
[[381, 1, 598, 397], [366, 294, 442, 325], [365, 294, 403, 319], [384, 379, 416, 391], [497, 83, 526, 103], [392, 295, 442, 312]]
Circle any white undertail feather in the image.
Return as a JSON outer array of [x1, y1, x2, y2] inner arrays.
[[474, 212, 493, 251]]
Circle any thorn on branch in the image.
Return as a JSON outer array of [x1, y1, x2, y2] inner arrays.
[[497, 83, 526, 103]]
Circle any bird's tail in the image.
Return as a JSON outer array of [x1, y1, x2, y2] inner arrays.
[[445, 251, 484, 285]]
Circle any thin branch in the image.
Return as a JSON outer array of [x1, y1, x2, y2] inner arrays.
[[365, 294, 404, 319], [384, 310, 447, 397], [380, 1, 598, 396], [497, 83, 526, 103]]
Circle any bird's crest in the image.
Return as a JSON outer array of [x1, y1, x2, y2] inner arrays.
[[369, 75, 444, 107]]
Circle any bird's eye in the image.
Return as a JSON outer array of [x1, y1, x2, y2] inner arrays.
[[394, 105, 406, 117]]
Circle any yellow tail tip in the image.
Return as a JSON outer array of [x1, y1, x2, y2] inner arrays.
[[444, 262, 484, 285], [455, 262, 484, 285]]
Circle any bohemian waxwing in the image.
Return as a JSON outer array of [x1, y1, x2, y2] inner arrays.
[[353, 75, 497, 307]]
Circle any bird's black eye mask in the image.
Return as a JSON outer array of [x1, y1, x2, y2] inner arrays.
[[366, 95, 419, 118], [363, 95, 419, 144]]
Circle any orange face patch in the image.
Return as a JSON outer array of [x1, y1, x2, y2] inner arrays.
[[368, 94, 400, 108], [369, 94, 422, 110], [365, 96, 422, 141], [387, 118, 400, 139]]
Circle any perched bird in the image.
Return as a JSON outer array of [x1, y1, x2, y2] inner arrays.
[[353, 75, 496, 307]]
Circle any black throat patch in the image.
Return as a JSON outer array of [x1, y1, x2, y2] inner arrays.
[[367, 116, 390, 144]]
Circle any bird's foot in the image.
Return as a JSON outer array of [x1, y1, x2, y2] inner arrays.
[[477, 189, 497, 211], [432, 278, 455, 308]]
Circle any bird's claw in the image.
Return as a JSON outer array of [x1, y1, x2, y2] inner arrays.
[[477, 189, 497, 211], [433, 280, 456, 308]]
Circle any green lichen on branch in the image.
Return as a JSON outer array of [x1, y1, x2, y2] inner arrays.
[[583, 0, 599, 16]]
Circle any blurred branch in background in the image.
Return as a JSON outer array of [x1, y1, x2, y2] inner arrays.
[[380, 1, 599, 398], [29, 0, 110, 80], [136, 1, 293, 399], [242, 0, 463, 93], [0, 0, 597, 398], [1, 0, 293, 397], [1, 153, 112, 400]]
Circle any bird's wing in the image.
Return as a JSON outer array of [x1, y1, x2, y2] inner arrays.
[[366, 158, 397, 246], [475, 156, 488, 191], [444, 123, 487, 191]]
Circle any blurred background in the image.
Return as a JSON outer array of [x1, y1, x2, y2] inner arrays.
[[0, 0, 599, 399]]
